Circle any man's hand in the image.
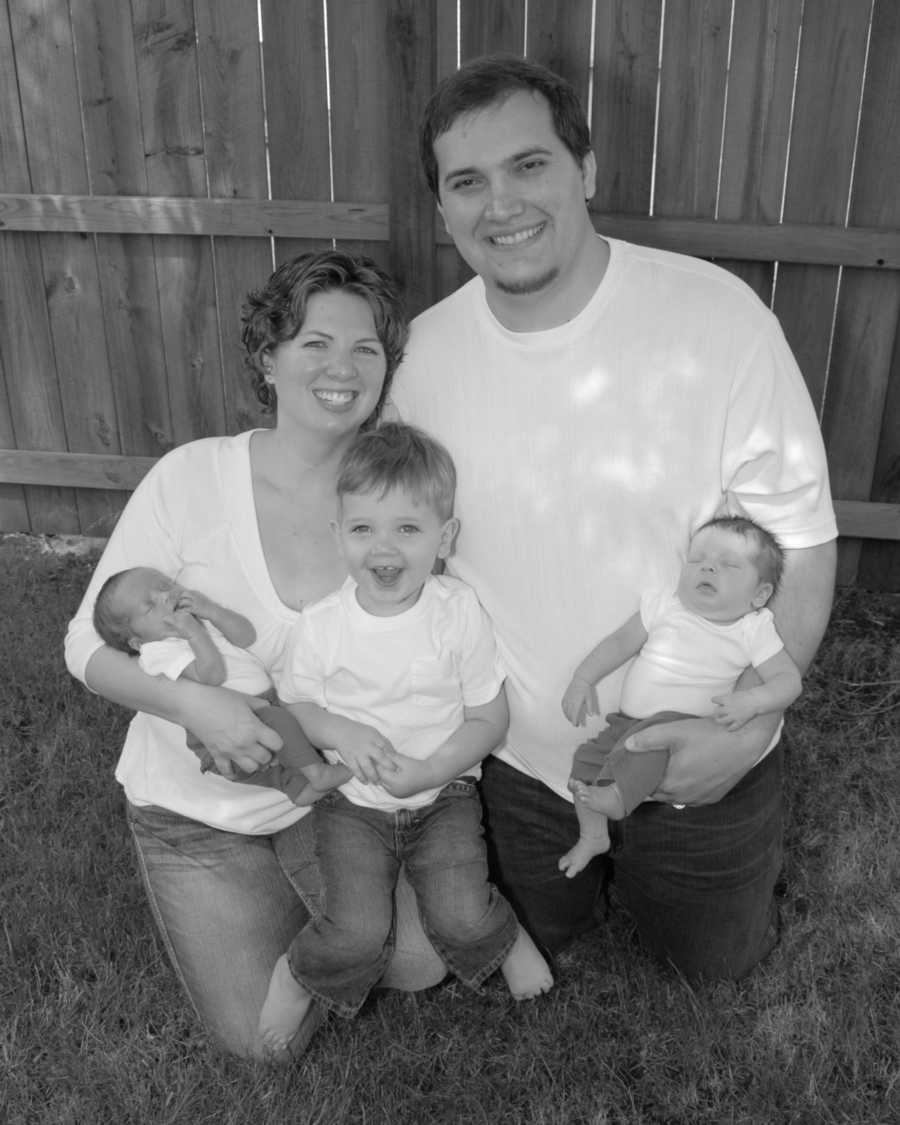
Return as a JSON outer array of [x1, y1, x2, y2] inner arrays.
[[335, 722, 399, 785], [624, 712, 780, 805], [561, 677, 600, 727]]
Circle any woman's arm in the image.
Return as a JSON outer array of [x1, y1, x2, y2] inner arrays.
[[84, 645, 283, 775]]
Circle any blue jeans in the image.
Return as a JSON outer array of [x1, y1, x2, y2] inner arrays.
[[287, 781, 519, 1016], [127, 802, 447, 1058], [480, 743, 783, 980]]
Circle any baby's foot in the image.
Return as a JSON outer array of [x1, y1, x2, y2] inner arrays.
[[289, 762, 353, 805], [500, 925, 554, 1000], [569, 778, 626, 818], [258, 954, 316, 1055], [558, 830, 611, 878]]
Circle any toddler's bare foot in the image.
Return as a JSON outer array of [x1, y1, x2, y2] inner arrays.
[[501, 925, 554, 1000], [258, 954, 317, 1055]]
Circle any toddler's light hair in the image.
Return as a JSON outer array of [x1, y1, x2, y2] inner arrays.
[[337, 422, 456, 519], [695, 515, 785, 596]]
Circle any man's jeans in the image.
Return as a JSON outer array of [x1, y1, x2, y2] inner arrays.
[[287, 780, 518, 1016], [480, 744, 783, 980]]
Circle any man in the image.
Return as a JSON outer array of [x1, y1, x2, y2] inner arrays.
[[391, 55, 836, 979]]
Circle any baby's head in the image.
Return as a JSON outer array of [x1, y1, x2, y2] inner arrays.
[[334, 422, 459, 616], [93, 567, 183, 653], [677, 516, 785, 623]]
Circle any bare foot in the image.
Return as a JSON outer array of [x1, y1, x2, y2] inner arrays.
[[289, 762, 353, 805], [558, 830, 610, 878], [258, 954, 316, 1054], [500, 925, 554, 1000]]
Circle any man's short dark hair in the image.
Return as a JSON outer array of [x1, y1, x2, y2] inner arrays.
[[420, 54, 593, 198]]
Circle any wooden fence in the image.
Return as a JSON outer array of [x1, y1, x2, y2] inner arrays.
[[1, 0, 899, 588]]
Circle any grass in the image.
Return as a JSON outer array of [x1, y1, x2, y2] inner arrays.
[[2, 532, 899, 1125]]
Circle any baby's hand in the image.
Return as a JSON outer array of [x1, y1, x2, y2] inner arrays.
[[561, 677, 599, 727], [167, 607, 201, 638], [337, 723, 399, 785], [177, 588, 216, 619], [711, 691, 758, 731]]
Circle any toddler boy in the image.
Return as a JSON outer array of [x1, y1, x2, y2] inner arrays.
[[259, 422, 553, 1053]]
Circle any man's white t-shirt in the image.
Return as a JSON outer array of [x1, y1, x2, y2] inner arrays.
[[392, 239, 836, 799]]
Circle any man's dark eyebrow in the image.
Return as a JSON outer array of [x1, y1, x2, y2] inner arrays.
[[441, 146, 554, 186]]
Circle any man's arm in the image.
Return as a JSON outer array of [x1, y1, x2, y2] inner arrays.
[[628, 540, 836, 805]]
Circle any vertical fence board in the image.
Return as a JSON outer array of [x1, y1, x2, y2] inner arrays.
[[773, 1, 870, 413], [590, 0, 662, 214], [387, 0, 437, 314], [6, 0, 98, 534], [830, 0, 900, 589], [261, 0, 331, 267], [75, 0, 173, 477], [195, 0, 272, 435], [654, 0, 731, 219], [329, 0, 391, 273], [134, 0, 224, 448], [433, 1, 468, 300], [526, 0, 593, 101], [0, 4, 32, 528], [715, 0, 801, 303], [772, 1, 872, 586], [459, 0, 525, 61]]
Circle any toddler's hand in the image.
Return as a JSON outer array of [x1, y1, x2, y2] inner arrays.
[[711, 692, 757, 732], [337, 723, 399, 785], [561, 677, 599, 727], [375, 754, 431, 799]]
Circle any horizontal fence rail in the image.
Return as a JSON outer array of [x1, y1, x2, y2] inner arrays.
[[2, 194, 899, 271], [0, 449, 897, 544]]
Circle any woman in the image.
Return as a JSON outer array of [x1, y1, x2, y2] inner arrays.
[[65, 251, 445, 1060]]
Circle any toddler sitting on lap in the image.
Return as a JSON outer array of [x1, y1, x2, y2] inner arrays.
[[259, 422, 553, 1055]]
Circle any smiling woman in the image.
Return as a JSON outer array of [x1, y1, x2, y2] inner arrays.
[[64, 250, 447, 1061]]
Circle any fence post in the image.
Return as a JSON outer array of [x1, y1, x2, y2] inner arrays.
[[386, 0, 436, 317]]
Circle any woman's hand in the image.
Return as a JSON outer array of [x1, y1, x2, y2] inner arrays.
[[176, 683, 284, 778], [624, 712, 781, 805]]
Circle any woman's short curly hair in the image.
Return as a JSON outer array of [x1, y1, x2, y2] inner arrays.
[[240, 250, 408, 425]]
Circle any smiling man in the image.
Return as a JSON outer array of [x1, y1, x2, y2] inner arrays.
[[391, 54, 837, 981]]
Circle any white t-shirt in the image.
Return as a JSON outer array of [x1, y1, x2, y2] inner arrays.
[[64, 433, 303, 834], [391, 238, 837, 799], [138, 630, 272, 695], [621, 591, 785, 718], [275, 575, 505, 812]]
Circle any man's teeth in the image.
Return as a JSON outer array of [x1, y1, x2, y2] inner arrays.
[[491, 224, 543, 246]]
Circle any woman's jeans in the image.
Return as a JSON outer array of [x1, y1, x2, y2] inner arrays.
[[480, 742, 784, 981], [127, 802, 446, 1058], [287, 781, 519, 1017]]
